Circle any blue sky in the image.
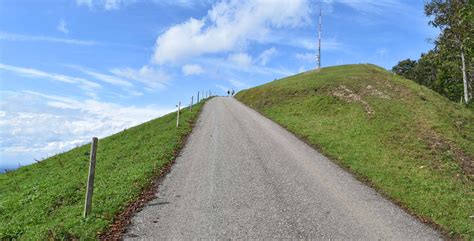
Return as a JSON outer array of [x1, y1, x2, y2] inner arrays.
[[0, 0, 438, 170]]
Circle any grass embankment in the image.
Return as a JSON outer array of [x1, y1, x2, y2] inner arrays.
[[236, 64, 473, 239], [0, 101, 206, 240]]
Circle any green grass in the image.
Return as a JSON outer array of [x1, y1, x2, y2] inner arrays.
[[236, 64, 474, 239], [0, 101, 206, 240]]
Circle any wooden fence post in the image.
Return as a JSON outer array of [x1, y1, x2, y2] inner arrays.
[[176, 101, 181, 127], [190, 96, 193, 112], [84, 137, 98, 218]]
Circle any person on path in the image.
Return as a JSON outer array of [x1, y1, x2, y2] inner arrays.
[[227, 90, 230, 96], [231, 90, 235, 96]]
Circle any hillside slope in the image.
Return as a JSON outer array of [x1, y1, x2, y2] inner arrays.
[[0, 101, 205, 240], [236, 64, 473, 239]]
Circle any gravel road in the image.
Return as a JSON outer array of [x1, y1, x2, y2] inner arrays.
[[125, 97, 441, 240]]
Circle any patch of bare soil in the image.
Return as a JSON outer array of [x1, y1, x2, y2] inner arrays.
[[332, 85, 374, 115], [421, 129, 473, 179], [364, 85, 391, 99]]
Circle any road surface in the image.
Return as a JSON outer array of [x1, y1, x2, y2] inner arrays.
[[125, 97, 440, 240]]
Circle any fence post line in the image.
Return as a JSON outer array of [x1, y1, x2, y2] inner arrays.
[[176, 101, 181, 128], [84, 137, 98, 218], [190, 96, 193, 112]]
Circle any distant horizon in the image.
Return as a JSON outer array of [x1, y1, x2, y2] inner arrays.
[[0, 62, 404, 172], [0, 61, 419, 172]]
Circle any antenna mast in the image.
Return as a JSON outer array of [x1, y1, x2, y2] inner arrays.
[[317, 7, 322, 70]]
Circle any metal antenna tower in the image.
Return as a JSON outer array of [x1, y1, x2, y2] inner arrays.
[[317, 7, 322, 70]]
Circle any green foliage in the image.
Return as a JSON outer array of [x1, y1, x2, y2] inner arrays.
[[393, 0, 473, 103], [391, 59, 417, 80], [236, 64, 474, 239], [414, 51, 439, 87], [0, 102, 205, 240]]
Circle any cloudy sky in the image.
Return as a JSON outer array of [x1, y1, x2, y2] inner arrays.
[[0, 0, 438, 170]]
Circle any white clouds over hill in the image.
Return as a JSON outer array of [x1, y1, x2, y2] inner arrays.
[[152, 0, 311, 64], [0, 91, 173, 167]]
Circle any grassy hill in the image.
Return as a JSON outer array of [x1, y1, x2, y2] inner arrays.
[[236, 64, 473, 239], [0, 101, 205, 240]]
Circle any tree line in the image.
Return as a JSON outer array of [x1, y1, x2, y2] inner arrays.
[[392, 0, 473, 104]]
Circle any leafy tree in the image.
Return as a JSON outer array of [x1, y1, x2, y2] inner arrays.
[[425, 0, 473, 103], [393, 0, 473, 104], [414, 51, 439, 89], [392, 59, 417, 80]]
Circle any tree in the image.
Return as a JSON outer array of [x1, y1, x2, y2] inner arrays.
[[425, 0, 473, 103], [392, 59, 417, 80], [414, 51, 439, 89]]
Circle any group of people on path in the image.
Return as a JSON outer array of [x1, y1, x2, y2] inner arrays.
[[227, 89, 235, 97]]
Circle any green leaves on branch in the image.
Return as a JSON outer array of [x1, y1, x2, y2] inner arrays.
[[393, 0, 473, 104]]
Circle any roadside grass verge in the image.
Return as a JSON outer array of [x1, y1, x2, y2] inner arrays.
[[236, 64, 473, 239], [0, 101, 205, 240]]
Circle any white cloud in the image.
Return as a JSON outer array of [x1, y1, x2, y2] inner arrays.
[[76, 0, 212, 10], [256, 47, 277, 66], [104, 0, 120, 10], [228, 79, 247, 88], [328, 0, 405, 15], [76, 0, 93, 8], [0, 63, 101, 90], [0, 31, 97, 45], [322, 0, 418, 27], [57, 19, 69, 34], [227, 52, 252, 67], [110, 65, 170, 89], [0, 90, 174, 167], [201, 56, 293, 76], [23, 90, 81, 107], [298, 65, 307, 73], [292, 37, 343, 51], [152, 0, 213, 8], [215, 84, 230, 92], [152, 0, 311, 64], [76, 0, 138, 10], [69, 65, 133, 87], [295, 52, 314, 62], [182, 64, 204, 76], [84, 70, 133, 87]]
